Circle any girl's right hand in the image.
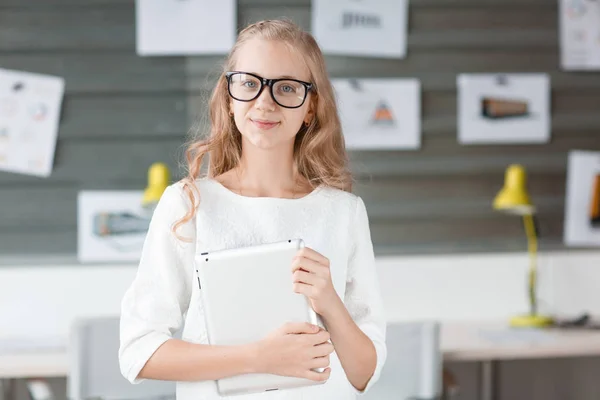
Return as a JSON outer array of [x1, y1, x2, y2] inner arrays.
[[253, 322, 333, 382]]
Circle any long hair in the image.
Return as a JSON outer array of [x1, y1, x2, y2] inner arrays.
[[173, 19, 352, 238]]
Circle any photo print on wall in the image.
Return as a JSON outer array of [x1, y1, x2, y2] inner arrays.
[[457, 73, 551, 145]]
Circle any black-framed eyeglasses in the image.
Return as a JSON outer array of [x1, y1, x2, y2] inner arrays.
[[225, 71, 313, 109]]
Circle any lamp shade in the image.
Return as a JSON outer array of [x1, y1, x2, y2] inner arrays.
[[493, 164, 535, 215], [142, 162, 170, 207]]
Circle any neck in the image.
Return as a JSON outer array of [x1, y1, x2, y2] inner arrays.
[[236, 139, 299, 198]]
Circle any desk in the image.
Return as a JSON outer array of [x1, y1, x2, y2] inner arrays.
[[2, 322, 600, 400], [441, 322, 600, 400]]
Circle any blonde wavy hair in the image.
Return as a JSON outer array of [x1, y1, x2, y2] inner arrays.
[[174, 19, 353, 238]]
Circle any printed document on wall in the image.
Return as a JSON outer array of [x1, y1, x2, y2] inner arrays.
[[78, 191, 151, 263], [312, 0, 408, 58], [559, 0, 600, 70], [333, 78, 421, 150], [564, 150, 600, 248], [0, 68, 64, 177], [136, 0, 236, 56], [457, 73, 550, 145]]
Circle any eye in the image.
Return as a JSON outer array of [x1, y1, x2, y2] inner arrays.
[[280, 84, 294, 93], [242, 80, 258, 88]]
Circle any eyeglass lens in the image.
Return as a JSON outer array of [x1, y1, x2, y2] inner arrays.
[[228, 73, 307, 108]]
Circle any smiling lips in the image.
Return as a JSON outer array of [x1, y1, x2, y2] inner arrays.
[[251, 118, 280, 130]]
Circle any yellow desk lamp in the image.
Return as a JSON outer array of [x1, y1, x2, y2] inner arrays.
[[142, 162, 170, 211], [493, 164, 553, 328]]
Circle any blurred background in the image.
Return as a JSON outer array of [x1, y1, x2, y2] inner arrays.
[[1, 0, 600, 399]]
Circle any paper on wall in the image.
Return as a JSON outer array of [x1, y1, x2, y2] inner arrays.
[[559, 0, 600, 70], [564, 150, 600, 247], [312, 0, 408, 58], [136, 0, 236, 56], [332, 78, 421, 150], [0, 68, 65, 177], [457, 73, 551, 145]]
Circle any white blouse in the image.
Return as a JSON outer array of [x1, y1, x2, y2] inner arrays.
[[119, 178, 387, 399]]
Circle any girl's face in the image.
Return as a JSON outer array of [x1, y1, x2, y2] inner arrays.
[[229, 39, 314, 150]]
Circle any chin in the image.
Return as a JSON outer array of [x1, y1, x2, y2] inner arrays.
[[243, 129, 293, 150]]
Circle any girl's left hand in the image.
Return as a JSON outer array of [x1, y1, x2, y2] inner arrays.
[[291, 247, 341, 317]]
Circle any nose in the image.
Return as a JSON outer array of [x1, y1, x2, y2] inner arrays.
[[254, 84, 276, 110]]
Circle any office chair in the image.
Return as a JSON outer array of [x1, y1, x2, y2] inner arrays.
[[67, 316, 175, 400], [362, 321, 458, 400]]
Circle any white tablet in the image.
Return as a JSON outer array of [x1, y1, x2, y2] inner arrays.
[[194, 239, 326, 396]]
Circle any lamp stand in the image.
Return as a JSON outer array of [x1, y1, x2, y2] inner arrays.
[[509, 214, 553, 328]]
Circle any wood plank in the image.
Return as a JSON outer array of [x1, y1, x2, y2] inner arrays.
[[348, 152, 568, 178], [0, 182, 147, 229], [350, 131, 600, 178], [372, 237, 567, 256], [0, 139, 188, 184], [369, 213, 565, 251], [236, 0, 556, 7], [354, 173, 567, 216], [411, 8, 557, 29], [1, 54, 187, 94], [363, 194, 564, 220], [59, 95, 187, 139], [0, 7, 134, 51], [326, 51, 559, 74], [188, 60, 593, 87], [0, 186, 77, 229], [0, 229, 75, 255], [408, 30, 557, 49]]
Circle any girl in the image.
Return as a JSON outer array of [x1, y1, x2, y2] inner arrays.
[[119, 19, 387, 399]]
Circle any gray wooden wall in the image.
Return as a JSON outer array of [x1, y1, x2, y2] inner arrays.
[[0, 0, 189, 255], [2, 0, 600, 258]]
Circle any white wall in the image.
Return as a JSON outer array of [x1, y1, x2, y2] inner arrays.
[[1, 250, 599, 341]]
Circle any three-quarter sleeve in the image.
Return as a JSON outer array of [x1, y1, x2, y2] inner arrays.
[[118, 183, 196, 384], [344, 196, 387, 395]]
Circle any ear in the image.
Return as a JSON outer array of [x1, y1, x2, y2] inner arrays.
[[304, 96, 316, 124], [229, 100, 234, 116]]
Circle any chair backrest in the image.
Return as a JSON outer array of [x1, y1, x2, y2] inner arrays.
[[362, 321, 442, 400], [67, 316, 175, 400]]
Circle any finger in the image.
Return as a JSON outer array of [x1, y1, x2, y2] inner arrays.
[[309, 355, 330, 370], [291, 257, 329, 278], [296, 247, 330, 266], [307, 330, 330, 346], [292, 270, 319, 285], [293, 282, 315, 298], [311, 342, 334, 357], [303, 367, 331, 382], [282, 322, 320, 334]]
